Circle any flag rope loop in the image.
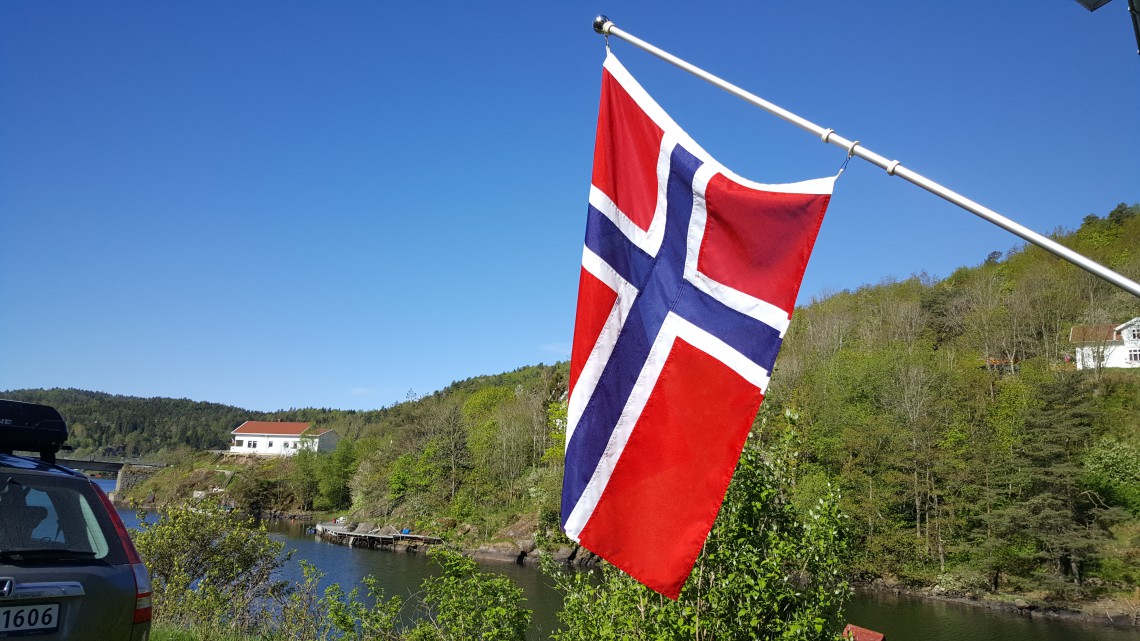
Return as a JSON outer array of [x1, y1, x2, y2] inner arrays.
[[835, 140, 861, 177], [837, 152, 854, 178], [886, 160, 901, 176]]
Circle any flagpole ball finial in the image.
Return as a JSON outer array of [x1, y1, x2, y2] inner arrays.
[[593, 15, 612, 34]]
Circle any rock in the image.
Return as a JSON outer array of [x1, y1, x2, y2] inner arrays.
[[872, 576, 900, 589], [473, 541, 524, 564], [574, 548, 601, 567], [551, 546, 575, 563], [493, 513, 540, 542]]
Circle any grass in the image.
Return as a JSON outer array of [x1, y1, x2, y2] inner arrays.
[[151, 622, 260, 641]]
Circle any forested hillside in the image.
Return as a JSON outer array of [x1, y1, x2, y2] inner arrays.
[[4, 203, 1139, 607], [0, 388, 256, 457], [763, 202, 1140, 600]]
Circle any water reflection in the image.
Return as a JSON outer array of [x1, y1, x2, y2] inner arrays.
[[844, 588, 1140, 641]]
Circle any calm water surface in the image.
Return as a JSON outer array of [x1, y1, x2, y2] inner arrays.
[[104, 482, 1139, 640], [843, 589, 1139, 641]]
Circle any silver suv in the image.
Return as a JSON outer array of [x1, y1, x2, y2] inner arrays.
[[0, 399, 152, 640]]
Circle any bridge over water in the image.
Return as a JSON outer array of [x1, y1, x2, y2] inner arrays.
[[56, 458, 164, 473]]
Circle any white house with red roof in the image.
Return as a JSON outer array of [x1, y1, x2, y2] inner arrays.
[[229, 421, 340, 456], [1070, 317, 1140, 370]]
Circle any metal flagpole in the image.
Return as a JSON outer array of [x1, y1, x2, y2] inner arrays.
[[592, 16, 1140, 299]]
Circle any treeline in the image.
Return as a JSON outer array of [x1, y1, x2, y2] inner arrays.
[[0, 364, 563, 461], [761, 202, 1140, 601], [0, 388, 255, 457]]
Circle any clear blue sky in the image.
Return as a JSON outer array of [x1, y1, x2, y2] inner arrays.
[[2, 2, 1137, 412]]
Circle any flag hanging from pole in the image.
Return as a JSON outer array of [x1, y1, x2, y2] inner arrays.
[[562, 52, 835, 599]]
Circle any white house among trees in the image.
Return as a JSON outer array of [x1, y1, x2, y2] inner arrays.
[[1069, 317, 1140, 371], [228, 421, 339, 456]]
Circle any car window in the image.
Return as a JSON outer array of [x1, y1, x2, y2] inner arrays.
[[0, 474, 114, 561]]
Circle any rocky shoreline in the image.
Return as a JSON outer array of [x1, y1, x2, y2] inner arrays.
[[468, 538, 600, 568], [313, 517, 601, 569]]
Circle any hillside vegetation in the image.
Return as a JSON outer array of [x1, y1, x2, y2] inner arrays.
[[4, 202, 1140, 610], [767, 203, 1140, 607]]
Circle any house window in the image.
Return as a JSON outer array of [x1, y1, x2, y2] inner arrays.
[[1130, 349, 1140, 363], [233, 439, 244, 447], [268, 441, 274, 448], [248, 440, 258, 448], [1131, 329, 1140, 341]]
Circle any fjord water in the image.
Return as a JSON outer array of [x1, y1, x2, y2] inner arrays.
[[109, 490, 1136, 640], [842, 589, 1138, 641]]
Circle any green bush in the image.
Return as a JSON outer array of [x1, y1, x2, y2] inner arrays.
[[408, 549, 531, 641], [133, 501, 289, 632]]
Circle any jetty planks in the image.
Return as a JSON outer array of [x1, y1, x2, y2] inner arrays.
[[315, 522, 443, 550]]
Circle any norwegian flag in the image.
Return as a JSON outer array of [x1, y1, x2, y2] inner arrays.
[[562, 52, 835, 598]]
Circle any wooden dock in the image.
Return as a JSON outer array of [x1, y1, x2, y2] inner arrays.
[[314, 522, 443, 550]]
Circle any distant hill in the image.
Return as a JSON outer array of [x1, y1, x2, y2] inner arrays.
[[0, 389, 259, 457], [0, 363, 566, 459]]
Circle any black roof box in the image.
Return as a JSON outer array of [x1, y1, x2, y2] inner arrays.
[[0, 399, 68, 463]]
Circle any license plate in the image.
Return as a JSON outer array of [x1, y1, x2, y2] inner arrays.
[[0, 603, 59, 635]]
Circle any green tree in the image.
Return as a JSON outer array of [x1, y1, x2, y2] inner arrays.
[[315, 437, 358, 511], [1084, 438, 1140, 514], [981, 374, 1106, 594], [288, 448, 321, 511]]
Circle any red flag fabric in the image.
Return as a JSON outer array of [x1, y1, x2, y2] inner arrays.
[[561, 52, 835, 598]]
